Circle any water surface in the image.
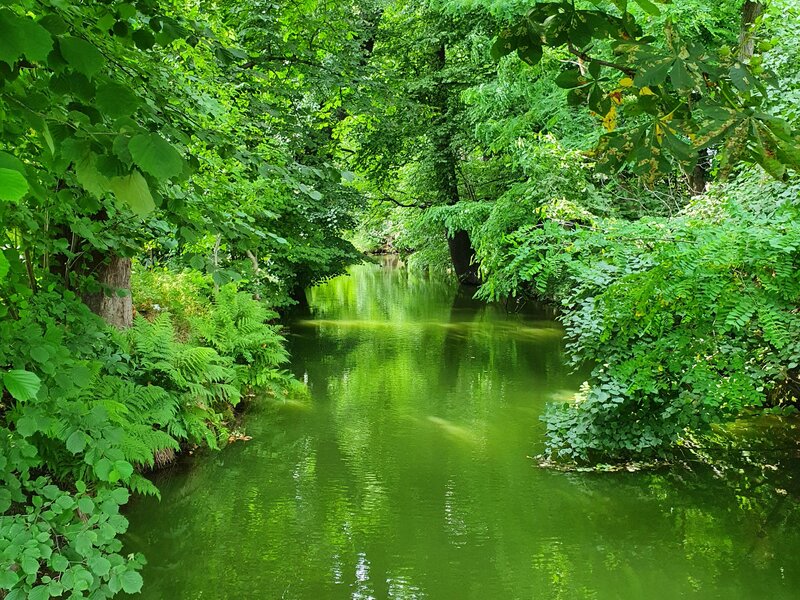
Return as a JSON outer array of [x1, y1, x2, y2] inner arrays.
[[125, 260, 800, 599]]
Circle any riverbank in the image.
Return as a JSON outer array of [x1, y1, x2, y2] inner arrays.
[[121, 261, 800, 599]]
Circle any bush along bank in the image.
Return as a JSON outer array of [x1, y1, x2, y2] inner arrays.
[[0, 267, 302, 598], [473, 172, 800, 465]]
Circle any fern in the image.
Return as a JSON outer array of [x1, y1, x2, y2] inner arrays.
[[189, 285, 293, 395], [123, 315, 241, 448]]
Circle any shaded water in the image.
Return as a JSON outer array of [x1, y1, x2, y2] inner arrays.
[[125, 260, 800, 599]]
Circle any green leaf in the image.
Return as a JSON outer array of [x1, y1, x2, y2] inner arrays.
[[16, 415, 39, 437], [110, 487, 130, 505], [775, 135, 800, 168], [662, 129, 697, 162], [490, 31, 517, 60], [0, 9, 53, 65], [0, 567, 19, 588], [128, 133, 183, 180], [555, 69, 587, 89], [0, 151, 25, 173], [55, 495, 75, 510], [76, 154, 111, 197], [121, 570, 143, 594], [132, 28, 156, 50], [633, 0, 661, 16], [670, 59, 693, 90], [729, 65, 752, 92], [77, 496, 94, 514], [0, 168, 29, 202], [0, 252, 11, 282], [21, 555, 39, 576], [41, 122, 55, 155], [59, 36, 104, 78], [114, 460, 134, 481], [517, 43, 543, 67], [88, 556, 111, 577], [30, 345, 51, 363], [50, 554, 70, 573], [3, 370, 41, 401], [94, 457, 113, 481], [610, 0, 628, 12], [28, 585, 49, 600], [109, 170, 155, 216], [635, 57, 673, 87], [73, 531, 95, 557], [96, 82, 141, 118], [66, 430, 87, 454]]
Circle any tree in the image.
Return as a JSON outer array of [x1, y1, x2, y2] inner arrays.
[[346, 1, 499, 284], [492, 0, 799, 180]]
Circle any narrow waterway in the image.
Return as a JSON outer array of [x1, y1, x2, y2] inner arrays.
[[124, 260, 800, 599]]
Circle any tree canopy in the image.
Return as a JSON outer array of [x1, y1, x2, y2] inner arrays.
[[1, 0, 799, 596]]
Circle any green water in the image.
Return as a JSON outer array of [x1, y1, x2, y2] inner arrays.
[[125, 261, 800, 599]]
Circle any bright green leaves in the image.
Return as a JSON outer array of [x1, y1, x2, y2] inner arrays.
[[66, 430, 88, 454], [96, 83, 141, 118], [2, 370, 41, 401], [72, 148, 157, 216], [119, 570, 144, 594], [75, 154, 111, 197], [59, 36, 105, 78], [669, 59, 694, 90], [109, 170, 155, 216], [128, 133, 184, 180], [0, 9, 53, 66], [609, 0, 667, 16], [750, 119, 800, 180], [0, 152, 31, 203], [631, 0, 663, 16], [88, 556, 111, 578], [0, 168, 28, 202], [0, 252, 8, 283], [0, 472, 146, 597], [67, 130, 184, 216]]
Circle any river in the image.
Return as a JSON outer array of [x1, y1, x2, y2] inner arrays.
[[124, 259, 800, 599]]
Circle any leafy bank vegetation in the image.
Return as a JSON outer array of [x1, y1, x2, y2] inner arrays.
[[0, 0, 362, 596], [1, 0, 799, 596]]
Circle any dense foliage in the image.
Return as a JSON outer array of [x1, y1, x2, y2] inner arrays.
[[479, 173, 800, 460], [2, 0, 799, 595], [0, 0, 364, 596], [345, 0, 800, 463]]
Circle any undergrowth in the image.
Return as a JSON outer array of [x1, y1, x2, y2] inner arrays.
[[1, 270, 299, 597]]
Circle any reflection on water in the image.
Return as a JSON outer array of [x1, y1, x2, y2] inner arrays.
[[124, 260, 800, 599]]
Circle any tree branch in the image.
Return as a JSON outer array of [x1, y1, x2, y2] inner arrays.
[[566, 43, 636, 77], [240, 55, 338, 74]]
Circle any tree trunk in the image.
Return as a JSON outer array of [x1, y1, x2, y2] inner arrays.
[[738, 1, 765, 61], [431, 43, 481, 286], [447, 230, 480, 286], [83, 256, 133, 329], [688, 158, 709, 195]]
